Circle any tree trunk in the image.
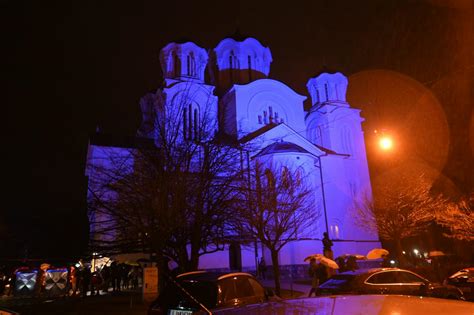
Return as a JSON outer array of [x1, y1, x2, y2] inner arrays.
[[270, 250, 281, 297], [395, 238, 407, 267]]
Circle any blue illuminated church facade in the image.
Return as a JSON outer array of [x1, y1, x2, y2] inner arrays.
[[87, 37, 380, 270]]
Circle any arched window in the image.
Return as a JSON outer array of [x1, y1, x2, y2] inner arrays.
[[247, 55, 252, 81], [341, 125, 353, 155], [330, 219, 343, 240], [186, 53, 195, 77], [173, 53, 180, 77], [313, 125, 323, 146], [281, 166, 290, 189], [183, 103, 200, 141]]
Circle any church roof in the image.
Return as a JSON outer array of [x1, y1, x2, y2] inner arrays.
[[254, 141, 314, 157]]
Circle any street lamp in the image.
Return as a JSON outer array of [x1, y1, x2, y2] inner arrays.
[[315, 155, 329, 234], [374, 129, 394, 152], [379, 136, 393, 151]]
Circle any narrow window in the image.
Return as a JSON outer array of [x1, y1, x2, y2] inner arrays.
[[183, 107, 187, 140], [187, 55, 191, 76], [174, 54, 180, 77], [247, 55, 252, 81], [188, 104, 193, 140], [258, 115, 262, 124], [194, 108, 198, 140], [324, 83, 329, 101], [229, 55, 234, 81]]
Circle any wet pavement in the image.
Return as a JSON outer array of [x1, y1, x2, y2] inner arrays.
[[0, 290, 149, 315]]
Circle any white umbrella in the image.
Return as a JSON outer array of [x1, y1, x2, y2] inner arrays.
[[367, 248, 389, 259], [429, 251, 445, 257], [304, 254, 324, 262], [338, 254, 367, 260], [319, 256, 339, 269], [40, 263, 51, 271]]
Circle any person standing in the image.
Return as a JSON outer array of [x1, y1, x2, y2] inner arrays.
[[308, 258, 327, 297], [322, 232, 333, 259], [322, 232, 334, 278], [81, 267, 91, 297], [68, 266, 77, 296]]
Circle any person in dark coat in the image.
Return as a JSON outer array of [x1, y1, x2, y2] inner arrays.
[[346, 256, 359, 271], [322, 232, 333, 259], [308, 258, 327, 297], [110, 261, 120, 292], [81, 267, 91, 297], [335, 256, 346, 273]]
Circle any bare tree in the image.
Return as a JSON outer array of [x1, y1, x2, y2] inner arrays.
[[231, 161, 318, 296], [352, 173, 443, 264], [435, 192, 474, 241], [87, 84, 242, 279]]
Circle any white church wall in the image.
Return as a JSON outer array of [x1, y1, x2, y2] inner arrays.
[[223, 79, 306, 138]]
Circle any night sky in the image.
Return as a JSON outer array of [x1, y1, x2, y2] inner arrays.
[[3, 0, 473, 260]]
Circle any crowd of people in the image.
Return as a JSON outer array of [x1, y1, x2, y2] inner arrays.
[[68, 261, 142, 297]]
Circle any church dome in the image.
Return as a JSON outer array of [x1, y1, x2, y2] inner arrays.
[[159, 41, 208, 82], [213, 37, 272, 76]]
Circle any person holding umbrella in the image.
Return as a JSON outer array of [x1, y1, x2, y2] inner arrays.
[[308, 258, 327, 297]]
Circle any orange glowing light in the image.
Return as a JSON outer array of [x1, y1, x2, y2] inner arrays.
[[379, 136, 393, 150]]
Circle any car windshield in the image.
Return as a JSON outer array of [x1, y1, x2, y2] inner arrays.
[[319, 274, 355, 289], [158, 279, 218, 310]]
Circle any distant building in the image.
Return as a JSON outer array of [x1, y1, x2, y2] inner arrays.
[[86, 37, 380, 270]]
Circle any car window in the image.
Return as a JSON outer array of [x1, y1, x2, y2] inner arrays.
[[396, 271, 425, 284], [218, 276, 260, 304], [248, 277, 265, 297], [366, 271, 398, 284], [319, 274, 355, 289]]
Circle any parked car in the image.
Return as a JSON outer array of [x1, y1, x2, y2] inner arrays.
[[213, 294, 474, 315], [445, 267, 474, 301], [318, 267, 465, 300], [148, 271, 271, 314]]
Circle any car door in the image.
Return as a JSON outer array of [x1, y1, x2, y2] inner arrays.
[[394, 271, 427, 296]]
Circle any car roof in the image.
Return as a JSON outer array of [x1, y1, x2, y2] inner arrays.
[[176, 271, 254, 282], [338, 267, 402, 276]]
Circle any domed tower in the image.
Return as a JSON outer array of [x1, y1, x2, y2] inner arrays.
[[148, 41, 218, 143], [211, 37, 272, 95], [305, 72, 376, 243], [159, 41, 209, 85], [305, 72, 352, 152]]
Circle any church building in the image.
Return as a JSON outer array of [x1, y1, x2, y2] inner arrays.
[[86, 37, 381, 271]]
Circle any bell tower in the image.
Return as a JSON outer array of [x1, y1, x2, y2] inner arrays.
[[159, 41, 209, 85]]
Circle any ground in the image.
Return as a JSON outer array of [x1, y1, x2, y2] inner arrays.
[[0, 292, 148, 315], [0, 281, 308, 314]]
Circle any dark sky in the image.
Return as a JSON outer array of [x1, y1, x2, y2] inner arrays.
[[2, 0, 473, 259]]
